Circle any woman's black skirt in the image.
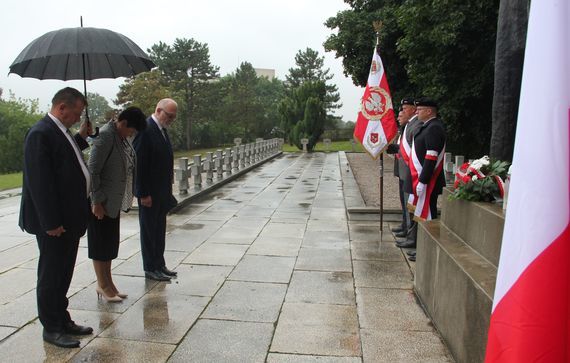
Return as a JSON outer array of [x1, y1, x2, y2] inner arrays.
[[88, 214, 120, 261]]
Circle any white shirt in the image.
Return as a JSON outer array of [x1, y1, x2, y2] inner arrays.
[[48, 113, 92, 196]]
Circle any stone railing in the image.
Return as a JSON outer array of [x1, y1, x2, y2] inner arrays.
[[174, 138, 283, 194]]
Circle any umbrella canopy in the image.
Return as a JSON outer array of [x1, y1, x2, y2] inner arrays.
[[9, 27, 156, 80]]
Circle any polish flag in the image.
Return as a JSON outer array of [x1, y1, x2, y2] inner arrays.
[[353, 47, 398, 159], [484, 0, 570, 361]]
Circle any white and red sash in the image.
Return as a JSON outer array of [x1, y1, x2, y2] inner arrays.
[[407, 141, 445, 221]]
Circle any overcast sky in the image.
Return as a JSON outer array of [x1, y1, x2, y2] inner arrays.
[[1, 0, 365, 122]]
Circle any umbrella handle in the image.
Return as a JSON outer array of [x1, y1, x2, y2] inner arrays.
[[90, 127, 100, 138]]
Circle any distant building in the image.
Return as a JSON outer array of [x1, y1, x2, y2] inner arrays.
[[254, 68, 275, 80]]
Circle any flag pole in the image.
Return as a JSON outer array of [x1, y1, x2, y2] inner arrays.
[[373, 21, 384, 238]]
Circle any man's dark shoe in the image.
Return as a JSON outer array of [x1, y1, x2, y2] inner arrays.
[[391, 225, 405, 233], [394, 230, 406, 238], [408, 255, 416, 262], [42, 330, 80, 348], [145, 270, 170, 281], [160, 266, 178, 277], [406, 250, 416, 256], [396, 239, 417, 249], [64, 322, 93, 335]]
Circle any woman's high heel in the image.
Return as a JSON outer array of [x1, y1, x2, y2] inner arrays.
[[96, 287, 123, 303], [116, 292, 128, 299]]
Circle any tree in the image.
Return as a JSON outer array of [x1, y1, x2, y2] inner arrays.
[[86, 92, 112, 126], [279, 81, 327, 151], [116, 70, 172, 116], [0, 96, 42, 172], [324, 0, 412, 102], [148, 38, 219, 150], [222, 62, 264, 141], [490, 0, 530, 161], [286, 48, 342, 113]]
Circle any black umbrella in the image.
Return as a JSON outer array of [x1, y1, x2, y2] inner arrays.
[[8, 20, 156, 135]]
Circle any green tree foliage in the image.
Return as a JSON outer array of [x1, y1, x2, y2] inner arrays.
[[0, 96, 42, 172], [86, 92, 112, 126], [116, 70, 171, 116], [279, 81, 327, 151], [286, 48, 342, 114], [219, 62, 286, 143], [324, 0, 499, 158], [324, 0, 411, 99], [148, 38, 219, 150]]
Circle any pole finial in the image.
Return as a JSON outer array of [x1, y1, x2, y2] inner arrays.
[[373, 21, 383, 46]]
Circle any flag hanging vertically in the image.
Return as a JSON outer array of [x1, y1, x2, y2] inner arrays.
[[484, 0, 570, 361], [353, 47, 398, 159]]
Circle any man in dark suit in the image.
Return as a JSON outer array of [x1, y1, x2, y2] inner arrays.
[[134, 98, 178, 281], [19, 87, 94, 348], [410, 97, 446, 221]]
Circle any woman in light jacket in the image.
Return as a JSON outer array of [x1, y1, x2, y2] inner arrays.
[[88, 107, 146, 302]]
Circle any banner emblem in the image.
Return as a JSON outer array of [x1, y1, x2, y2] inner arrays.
[[370, 133, 379, 144], [360, 86, 392, 121]]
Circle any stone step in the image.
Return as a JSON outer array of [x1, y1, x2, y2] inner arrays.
[[415, 220, 496, 363]]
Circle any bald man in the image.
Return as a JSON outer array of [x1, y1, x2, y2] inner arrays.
[[133, 98, 179, 281]]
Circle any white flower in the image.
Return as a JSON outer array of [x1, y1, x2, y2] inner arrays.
[[472, 175, 478, 181], [470, 155, 490, 171]]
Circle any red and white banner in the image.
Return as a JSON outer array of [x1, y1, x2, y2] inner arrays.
[[353, 47, 398, 159], [485, 0, 570, 361]]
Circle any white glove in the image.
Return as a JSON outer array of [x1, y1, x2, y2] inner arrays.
[[416, 182, 426, 195]]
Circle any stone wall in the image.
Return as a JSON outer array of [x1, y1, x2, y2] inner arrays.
[[414, 188, 504, 363]]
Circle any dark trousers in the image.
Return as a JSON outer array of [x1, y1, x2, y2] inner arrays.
[[139, 202, 167, 272], [430, 192, 439, 219], [398, 179, 411, 229], [36, 233, 79, 332]]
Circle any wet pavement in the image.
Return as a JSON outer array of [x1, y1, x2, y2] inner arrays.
[[0, 152, 453, 362]]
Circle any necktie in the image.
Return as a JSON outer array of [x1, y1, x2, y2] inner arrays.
[[162, 128, 172, 150]]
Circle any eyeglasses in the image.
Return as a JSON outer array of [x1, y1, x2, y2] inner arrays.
[[161, 109, 176, 120]]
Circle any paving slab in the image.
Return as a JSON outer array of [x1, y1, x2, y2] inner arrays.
[[169, 264, 232, 297], [202, 281, 287, 323], [247, 236, 303, 257], [353, 260, 414, 289], [351, 241, 403, 261], [360, 329, 453, 363], [228, 255, 296, 283], [356, 287, 433, 331], [169, 319, 274, 363], [70, 337, 175, 363], [100, 289, 209, 344], [295, 247, 352, 272], [286, 270, 355, 305], [267, 354, 362, 363], [271, 302, 360, 357], [182, 243, 248, 266]]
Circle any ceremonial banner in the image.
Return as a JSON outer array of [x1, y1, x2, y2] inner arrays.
[[353, 48, 398, 159], [485, 0, 570, 361]]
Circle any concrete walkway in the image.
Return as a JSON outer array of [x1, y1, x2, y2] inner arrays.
[[0, 152, 452, 362]]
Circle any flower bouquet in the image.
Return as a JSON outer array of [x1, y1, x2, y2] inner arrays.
[[449, 156, 510, 202]]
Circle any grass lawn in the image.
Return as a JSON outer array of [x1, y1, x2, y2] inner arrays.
[[282, 140, 364, 153], [0, 172, 23, 191]]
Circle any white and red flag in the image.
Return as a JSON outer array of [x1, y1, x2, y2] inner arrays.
[[485, 0, 570, 361], [353, 47, 398, 159]]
